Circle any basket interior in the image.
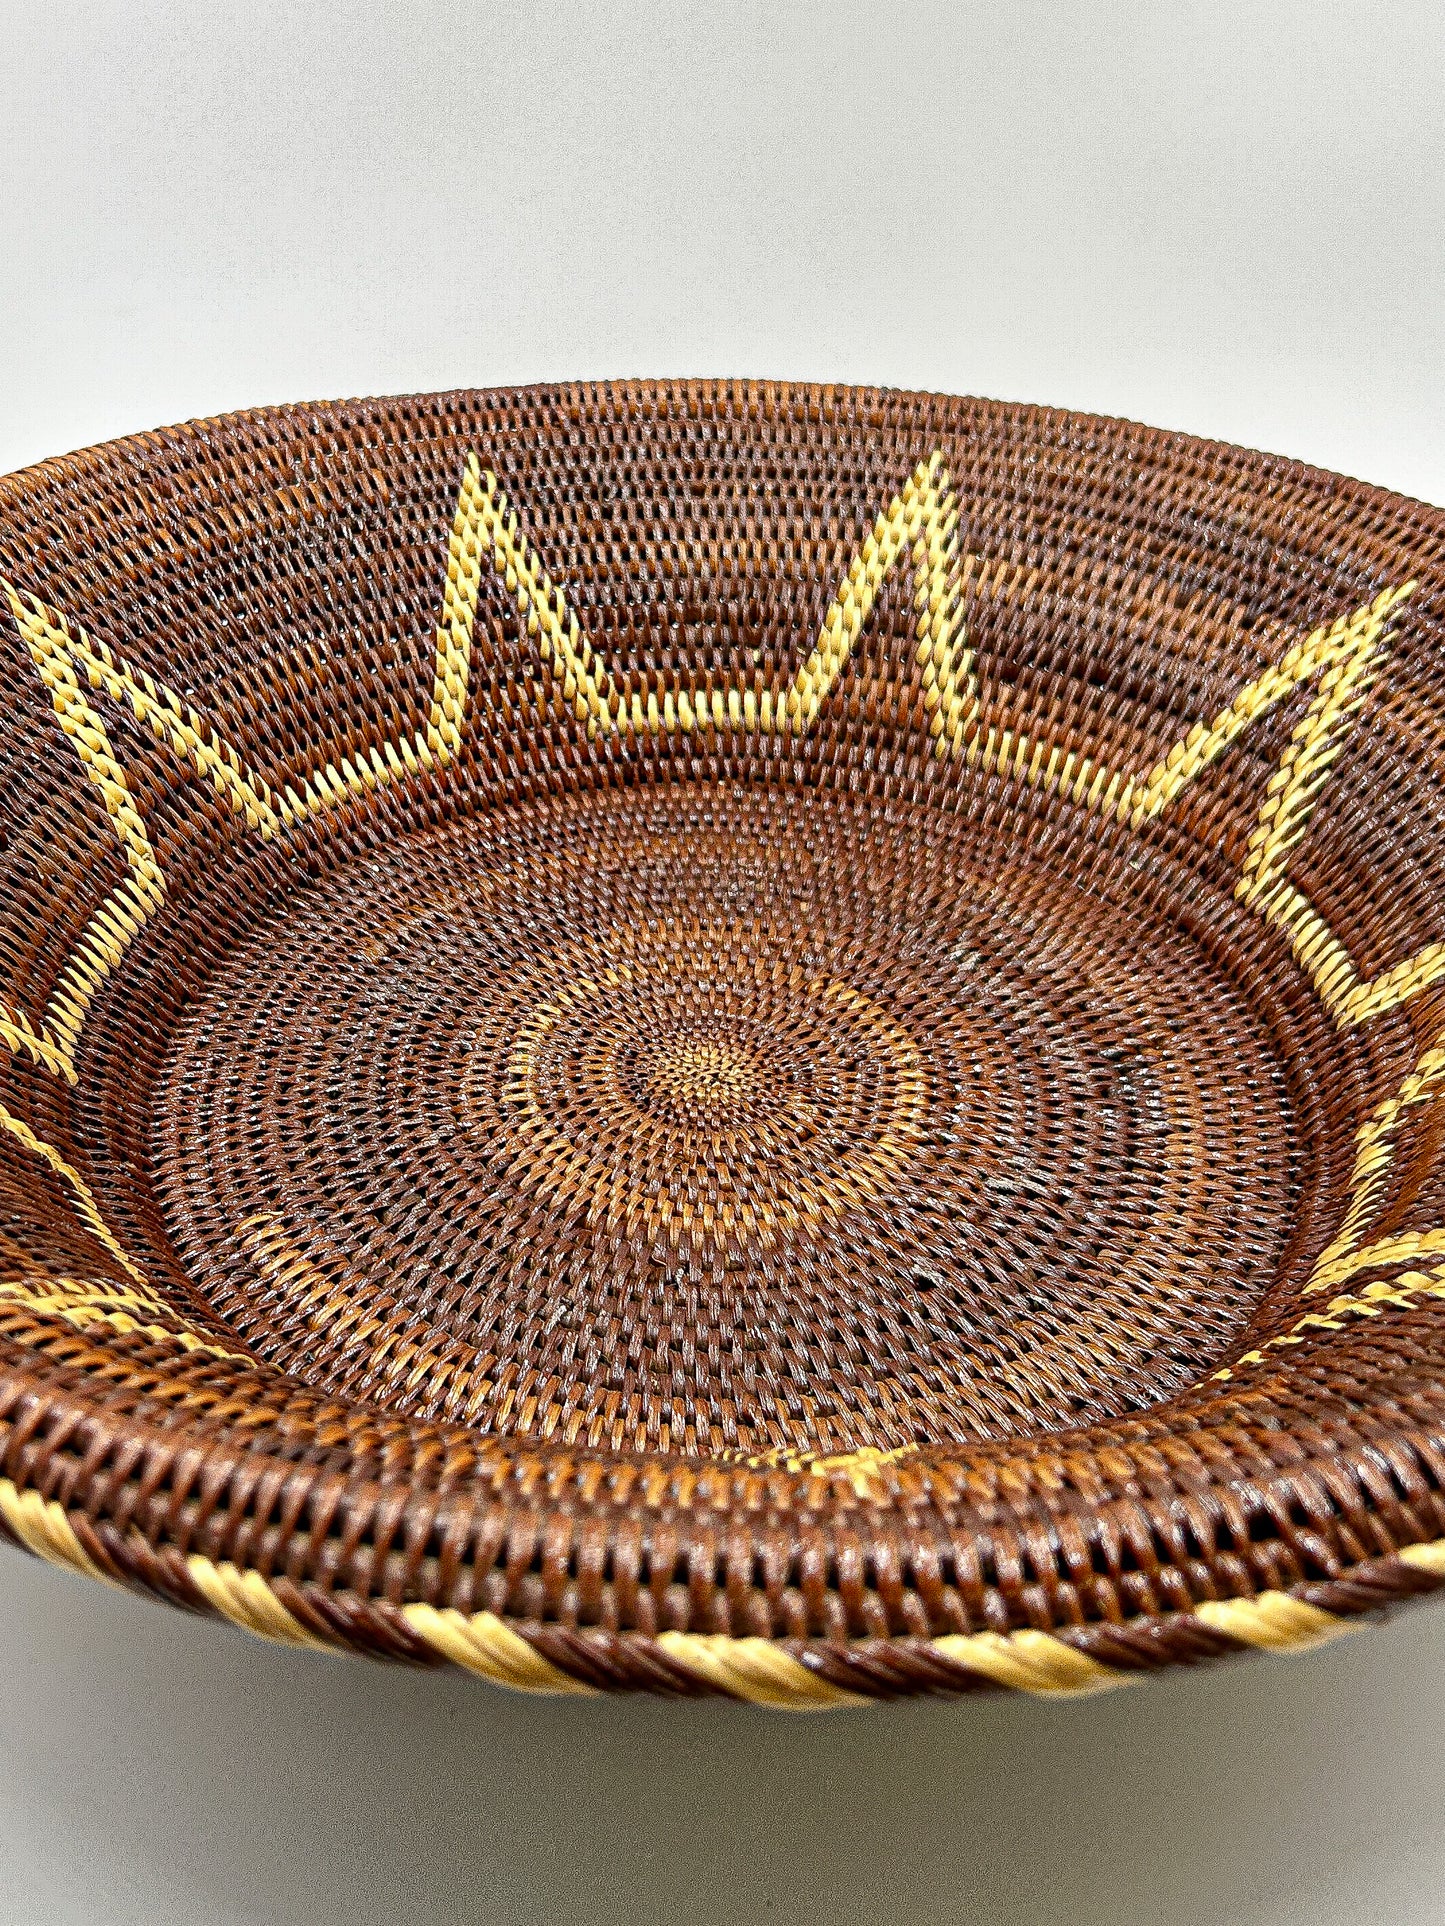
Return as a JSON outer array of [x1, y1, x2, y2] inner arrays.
[[2, 383, 1443, 1469]]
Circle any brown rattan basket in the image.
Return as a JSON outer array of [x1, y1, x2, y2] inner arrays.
[[1, 380, 1443, 1705]]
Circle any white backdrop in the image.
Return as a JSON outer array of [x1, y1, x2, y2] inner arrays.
[[2, 4, 1444, 1921]]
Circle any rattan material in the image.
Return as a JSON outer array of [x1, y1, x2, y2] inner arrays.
[[0, 381, 1443, 1705]]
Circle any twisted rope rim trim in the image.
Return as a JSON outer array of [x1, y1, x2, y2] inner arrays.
[[2, 1475, 1440, 1708]]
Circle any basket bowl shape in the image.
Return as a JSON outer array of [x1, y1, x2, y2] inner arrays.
[[0, 383, 1443, 1706]]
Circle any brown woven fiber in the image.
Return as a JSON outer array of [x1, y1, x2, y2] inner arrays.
[[1, 381, 1444, 1705]]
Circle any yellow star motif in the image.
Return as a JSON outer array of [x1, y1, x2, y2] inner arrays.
[[0, 456, 1429, 1097], [0, 451, 1434, 1354]]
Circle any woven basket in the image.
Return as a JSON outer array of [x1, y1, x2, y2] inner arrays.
[[1, 382, 1443, 1706]]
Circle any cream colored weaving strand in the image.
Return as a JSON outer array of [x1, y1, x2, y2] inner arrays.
[[655, 1633, 868, 1708], [184, 1559, 333, 1650], [0, 1480, 113, 1586], [402, 1604, 597, 1695]]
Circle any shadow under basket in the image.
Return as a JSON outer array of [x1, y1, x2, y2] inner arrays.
[[1, 381, 1444, 1706]]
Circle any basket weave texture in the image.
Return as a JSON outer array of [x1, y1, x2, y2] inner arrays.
[[1, 381, 1444, 1704]]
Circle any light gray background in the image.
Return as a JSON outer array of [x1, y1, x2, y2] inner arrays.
[[2, 3, 1443, 1921]]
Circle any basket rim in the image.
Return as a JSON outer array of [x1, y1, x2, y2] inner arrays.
[[5, 376, 1441, 524]]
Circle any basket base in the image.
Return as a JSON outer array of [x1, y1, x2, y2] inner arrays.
[[149, 780, 1335, 1453]]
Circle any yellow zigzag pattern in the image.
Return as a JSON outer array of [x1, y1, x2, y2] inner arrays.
[[0, 1270, 247, 1363], [0, 453, 1435, 1362], [0, 457, 1431, 1100], [470, 460, 1426, 1027], [0, 477, 476, 1085], [473, 450, 977, 749], [1210, 1029, 1445, 1376], [1306, 1037, 1445, 1295], [0, 1101, 146, 1282]]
